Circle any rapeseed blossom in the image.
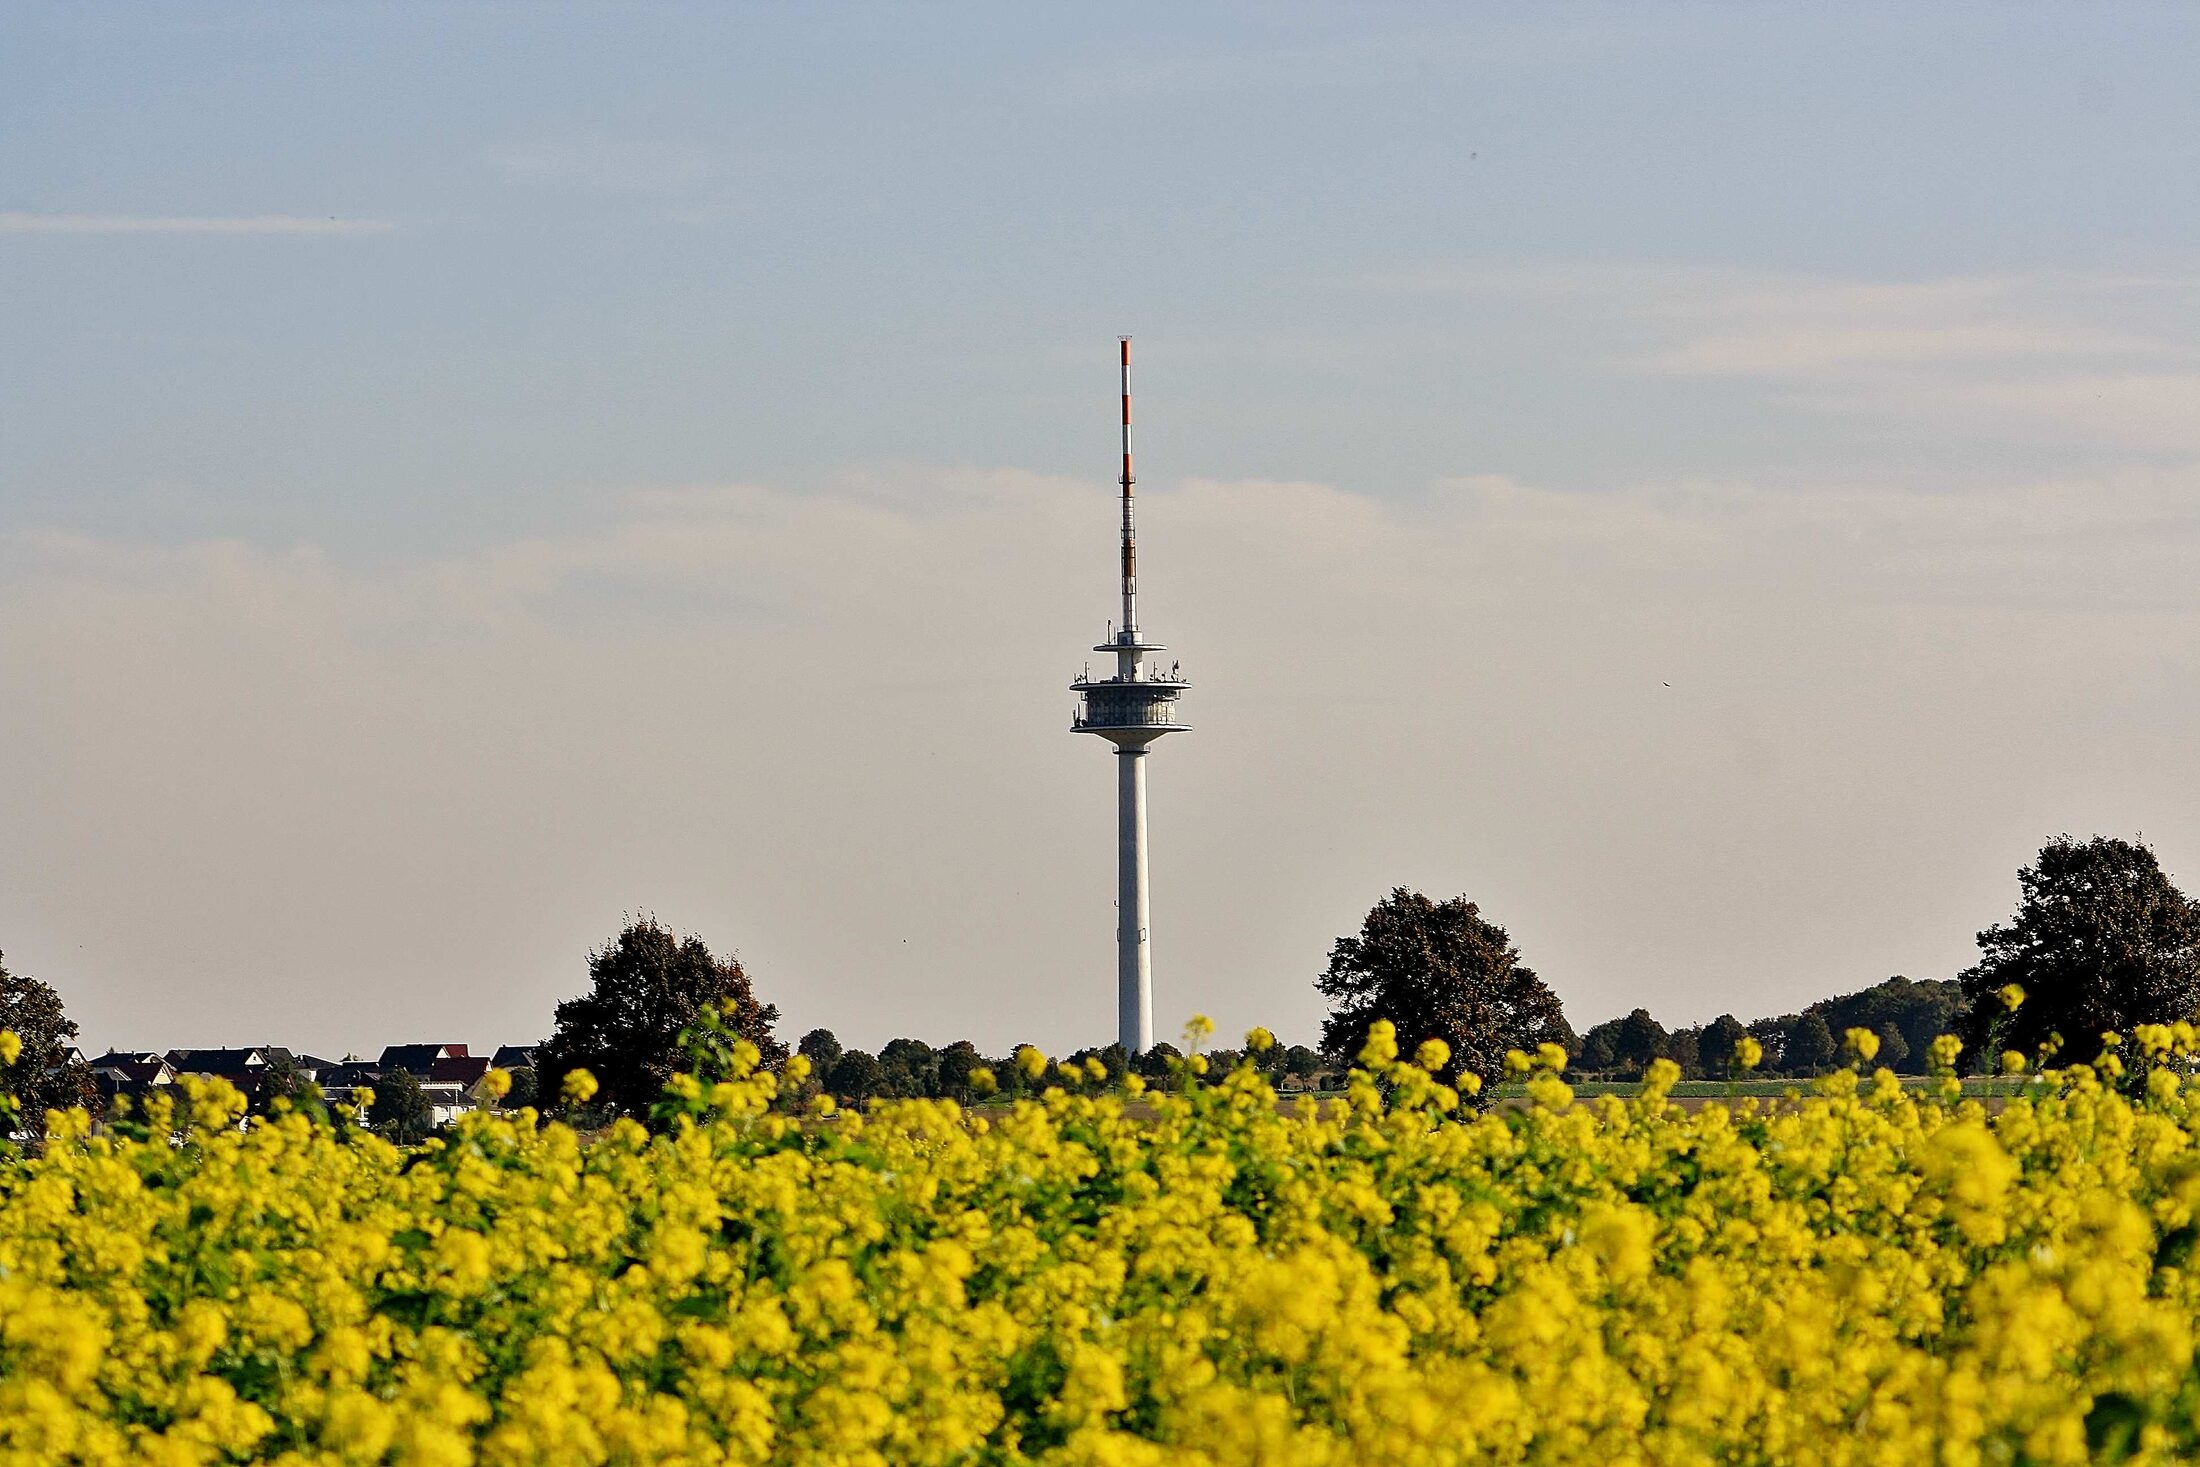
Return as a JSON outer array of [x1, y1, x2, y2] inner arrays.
[[7, 1026, 2200, 1463]]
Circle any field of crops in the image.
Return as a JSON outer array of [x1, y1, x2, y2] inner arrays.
[[5, 1022, 2200, 1466]]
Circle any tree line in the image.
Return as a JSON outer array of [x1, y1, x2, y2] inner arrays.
[[1325, 834, 2200, 1088], [6, 833, 2197, 1135]]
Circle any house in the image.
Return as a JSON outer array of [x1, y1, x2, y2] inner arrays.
[[491, 1044, 538, 1071], [88, 1049, 164, 1069], [163, 1047, 312, 1106], [164, 1046, 308, 1078], [88, 1052, 175, 1102], [317, 1061, 383, 1093], [165, 1047, 271, 1084], [430, 1054, 492, 1088], [420, 1056, 499, 1123], [378, 1043, 468, 1077]]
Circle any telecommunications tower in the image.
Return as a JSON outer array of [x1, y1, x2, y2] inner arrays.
[[1072, 337, 1189, 1056]]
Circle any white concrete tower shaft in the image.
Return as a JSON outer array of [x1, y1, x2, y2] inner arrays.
[[1071, 336, 1189, 1057], [1118, 741, 1151, 1053]]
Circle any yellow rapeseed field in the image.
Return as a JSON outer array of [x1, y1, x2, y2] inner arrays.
[[6, 1017, 2200, 1466]]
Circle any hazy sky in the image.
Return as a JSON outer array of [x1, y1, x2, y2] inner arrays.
[[5, 2, 2198, 1059]]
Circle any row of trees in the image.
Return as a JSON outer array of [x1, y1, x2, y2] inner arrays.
[[540, 832, 2191, 1112], [780, 1028, 1330, 1106], [1574, 975, 1965, 1080], [8, 833, 2196, 1131], [1323, 835, 2200, 1088]]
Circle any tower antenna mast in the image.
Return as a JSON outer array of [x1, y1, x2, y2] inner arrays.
[[1071, 336, 1190, 1055], [1119, 336, 1137, 638]]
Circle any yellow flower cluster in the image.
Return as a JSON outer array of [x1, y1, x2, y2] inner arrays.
[[7, 1026, 2200, 1465]]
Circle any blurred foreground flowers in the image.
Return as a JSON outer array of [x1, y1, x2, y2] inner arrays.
[[8, 1024, 2200, 1464]]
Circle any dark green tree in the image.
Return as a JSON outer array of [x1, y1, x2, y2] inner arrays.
[[0, 951, 97, 1134], [798, 1028, 843, 1072], [1815, 976, 1966, 1074], [879, 1038, 939, 1098], [1609, 1009, 1670, 1076], [1959, 836, 2200, 1064], [1133, 1041, 1184, 1090], [826, 1049, 886, 1104], [1747, 1017, 1793, 1072], [501, 1066, 538, 1112], [252, 1055, 308, 1116], [936, 1042, 984, 1103], [537, 917, 785, 1119], [1096, 1042, 1129, 1084], [1700, 1014, 1747, 1077], [1783, 1012, 1839, 1074], [1577, 1019, 1622, 1074], [369, 1068, 435, 1145], [1315, 888, 1571, 1087]]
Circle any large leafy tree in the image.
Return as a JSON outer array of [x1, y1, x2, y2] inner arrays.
[[1609, 1009, 1670, 1075], [878, 1038, 939, 1098], [936, 1042, 985, 1103], [1577, 1010, 1669, 1076], [1960, 835, 2200, 1064], [1699, 1014, 1747, 1077], [369, 1068, 436, 1145], [0, 951, 97, 1134], [1815, 976, 1966, 1075], [1782, 1012, 1839, 1074], [825, 1050, 886, 1104], [538, 918, 785, 1118], [1315, 888, 1571, 1086]]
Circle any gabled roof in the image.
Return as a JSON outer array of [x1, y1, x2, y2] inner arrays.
[[166, 1047, 268, 1073], [491, 1044, 538, 1068], [379, 1043, 468, 1075], [91, 1058, 174, 1088], [89, 1050, 163, 1068], [430, 1055, 493, 1085]]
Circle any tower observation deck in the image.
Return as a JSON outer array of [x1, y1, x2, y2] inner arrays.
[[1072, 337, 1188, 1056]]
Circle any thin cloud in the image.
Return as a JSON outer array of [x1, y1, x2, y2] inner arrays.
[[1361, 260, 2200, 451], [0, 213, 395, 236]]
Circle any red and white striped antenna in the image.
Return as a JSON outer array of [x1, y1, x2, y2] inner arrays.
[[1119, 335, 1137, 639]]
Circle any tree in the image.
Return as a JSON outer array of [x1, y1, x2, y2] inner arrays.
[[1960, 836, 2200, 1065], [1747, 1017, 1792, 1072], [0, 951, 96, 1134], [1315, 888, 1571, 1086], [370, 1068, 435, 1145], [937, 1042, 984, 1103], [1783, 1012, 1838, 1075], [1870, 1023, 1909, 1071], [501, 1066, 538, 1112], [1130, 1041, 1183, 1089], [1666, 1026, 1702, 1079], [1815, 976, 1966, 1075], [1700, 1014, 1747, 1077], [253, 1055, 308, 1116], [1281, 1045, 1323, 1087], [879, 1038, 939, 1098], [826, 1050, 886, 1104], [1608, 1009, 1669, 1076], [1577, 1019, 1622, 1074], [798, 1028, 843, 1072], [537, 918, 786, 1119]]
